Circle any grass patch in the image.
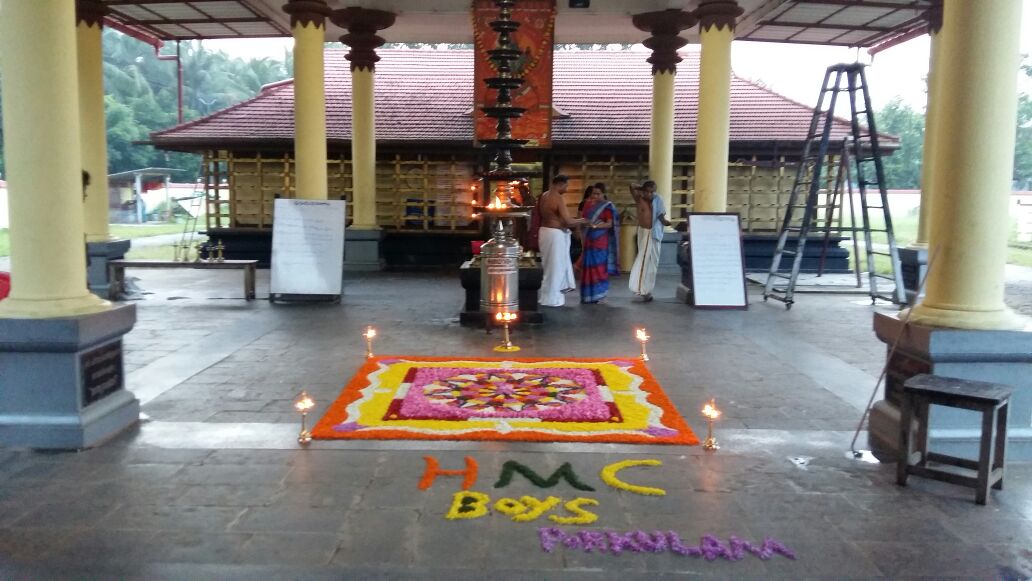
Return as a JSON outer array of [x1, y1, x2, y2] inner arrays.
[[109, 223, 190, 239], [1, 223, 192, 258]]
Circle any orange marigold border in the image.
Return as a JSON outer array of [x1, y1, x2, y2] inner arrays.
[[310, 355, 699, 445]]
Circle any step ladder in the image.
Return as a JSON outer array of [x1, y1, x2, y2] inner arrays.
[[762, 63, 906, 309]]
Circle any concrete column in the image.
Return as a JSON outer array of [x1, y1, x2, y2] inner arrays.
[[632, 9, 696, 218], [77, 0, 110, 241], [332, 7, 395, 271], [913, 14, 944, 249], [649, 72, 676, 215], [907, 0, 1025, 330], [284, 0, 330, 200], [0, 0, 109, 318], [351, 68, 377, 228], [692, 0, 742, 213], [899, 1, 943, 303]]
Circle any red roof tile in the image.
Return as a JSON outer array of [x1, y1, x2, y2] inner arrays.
[[152, 48, 881, 148]]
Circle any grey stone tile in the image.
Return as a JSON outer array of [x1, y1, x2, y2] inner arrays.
[[237, 532, 342, 566], [856, 540, 1008, 578], [99, 504, 245, 532], [0, 527, 79, 563], [332, 508, 419, 568], [174, 484, 283, 507], [134, 531, 253, 564], [985, 543, 1032, 580], [171, 464, 293, 486], [232, 505, 349, 533], [10, 499, 122, 528]]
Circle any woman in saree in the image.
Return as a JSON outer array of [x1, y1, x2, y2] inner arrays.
[[578, 185, 619, 304]]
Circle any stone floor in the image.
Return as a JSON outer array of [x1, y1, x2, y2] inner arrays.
[[1, 269, 1031, 579]]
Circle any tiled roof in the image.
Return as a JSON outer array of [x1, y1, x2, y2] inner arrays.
[[152, 48, 878, 148]]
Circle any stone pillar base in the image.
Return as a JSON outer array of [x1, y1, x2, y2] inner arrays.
[[344, 228, 385, 272], [87, 239, 131, 297], [0, 305, 139, 449], [898, 247, 928, 305], [869, 311, 1032, 460], [659, 231, 680, 274]]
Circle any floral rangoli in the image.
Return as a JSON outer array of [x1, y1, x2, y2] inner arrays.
[[311, 356, 697, 444]]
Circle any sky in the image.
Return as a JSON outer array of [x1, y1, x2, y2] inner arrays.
[[203, 0, 1032, 113]]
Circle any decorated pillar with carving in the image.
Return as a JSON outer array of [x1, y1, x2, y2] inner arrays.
[[0, 1, 139, 450], [914, 0, 944, 250], [632, 10, 697, 218], [693, 0, 742, 213], [77, 0, 110, 242], [908, 0, 1025, 330], [78, 0, 131, 296], [284, 0, 331, 200], [898, 0, 943, 304]]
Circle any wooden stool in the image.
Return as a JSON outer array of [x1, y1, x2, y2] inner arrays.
[[896, 374, 1011, 505]]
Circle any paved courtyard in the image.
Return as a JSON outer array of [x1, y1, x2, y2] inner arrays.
[[1, 269, 1031, 579]]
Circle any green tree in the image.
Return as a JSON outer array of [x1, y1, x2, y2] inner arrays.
[[875, 98, 925, 189]]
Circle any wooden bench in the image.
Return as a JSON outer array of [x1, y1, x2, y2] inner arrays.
[[897, 374, 1011, 505], [108, 259, 257, 301]]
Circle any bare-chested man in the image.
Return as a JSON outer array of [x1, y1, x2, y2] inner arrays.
[[628, 180, 672, 302], [537, 174, 587, 307]]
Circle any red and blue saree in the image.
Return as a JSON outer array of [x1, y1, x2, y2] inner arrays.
[[579, 200, 619, 303]]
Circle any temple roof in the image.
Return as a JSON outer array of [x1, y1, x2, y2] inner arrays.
[[151, 48, 883, 151]]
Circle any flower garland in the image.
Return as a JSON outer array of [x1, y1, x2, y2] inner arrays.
[[538, 528, 796, 561], [445, 491, 491, 520], [494, 496, 561, 522], [494, 460, 596, 491], [599, 459, 666, 496], [548, 498, 599, 525]]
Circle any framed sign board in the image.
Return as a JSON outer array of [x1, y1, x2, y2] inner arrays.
[[687, 213, 748, 309], [270, 199, 346, 300]]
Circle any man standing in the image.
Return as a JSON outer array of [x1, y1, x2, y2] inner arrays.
[[628, 180, 672, 302], [536, 175, 587, 307]]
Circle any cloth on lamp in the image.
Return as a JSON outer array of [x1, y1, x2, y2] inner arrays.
[[628, 226, 660, 297], [538, 226, 576, 307]]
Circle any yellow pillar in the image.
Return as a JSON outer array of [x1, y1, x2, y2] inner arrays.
[[331, 7, 395, 230], [0, 0, 109, 318], [650, 72, 676, 216], [285, 1, 329, 200], [351, 68, 377, 228], [908, 0, 1025, 330], [632, 9, 696, 218], [913, 3, 945, 248], [77, 1, 111, 241]]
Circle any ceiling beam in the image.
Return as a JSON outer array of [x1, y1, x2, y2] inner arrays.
[[758, 20, 893, 32]]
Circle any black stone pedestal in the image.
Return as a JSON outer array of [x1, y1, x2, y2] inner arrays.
[[0, 305, 139, 449], [87, 239, 131, 298], [869, 312, 1032, 461], [898, 247, 928, 305], [459, 259, 544, 326], [345, 228, 385, 272]]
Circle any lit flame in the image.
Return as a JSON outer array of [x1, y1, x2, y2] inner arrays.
[[495, 312, 518, 323], [635, 328, 649, 343], [294, 391, 315, 413], [363, 326, 376, 339], [702, 399, 721, 420]]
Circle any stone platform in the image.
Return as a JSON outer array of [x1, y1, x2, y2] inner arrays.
[[1, 269, 1031, 578]]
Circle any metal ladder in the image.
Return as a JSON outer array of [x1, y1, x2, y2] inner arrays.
[[173, 176, 206, 261], [763, 63, 905, 309]]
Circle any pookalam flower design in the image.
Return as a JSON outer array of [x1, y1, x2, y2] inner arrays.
[[422, 371, 588, 414]]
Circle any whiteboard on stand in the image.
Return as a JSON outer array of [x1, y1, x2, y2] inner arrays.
[[687, 213, 748, 309], [270, 199, 346, 297]]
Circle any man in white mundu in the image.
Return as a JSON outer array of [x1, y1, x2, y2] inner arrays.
[[536, 175, 587, 307], [628, 180, 673, 302]]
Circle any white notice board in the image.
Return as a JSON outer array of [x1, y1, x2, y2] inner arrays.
[[270, 199, 346, 297], [687, 213, 748, 309]]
